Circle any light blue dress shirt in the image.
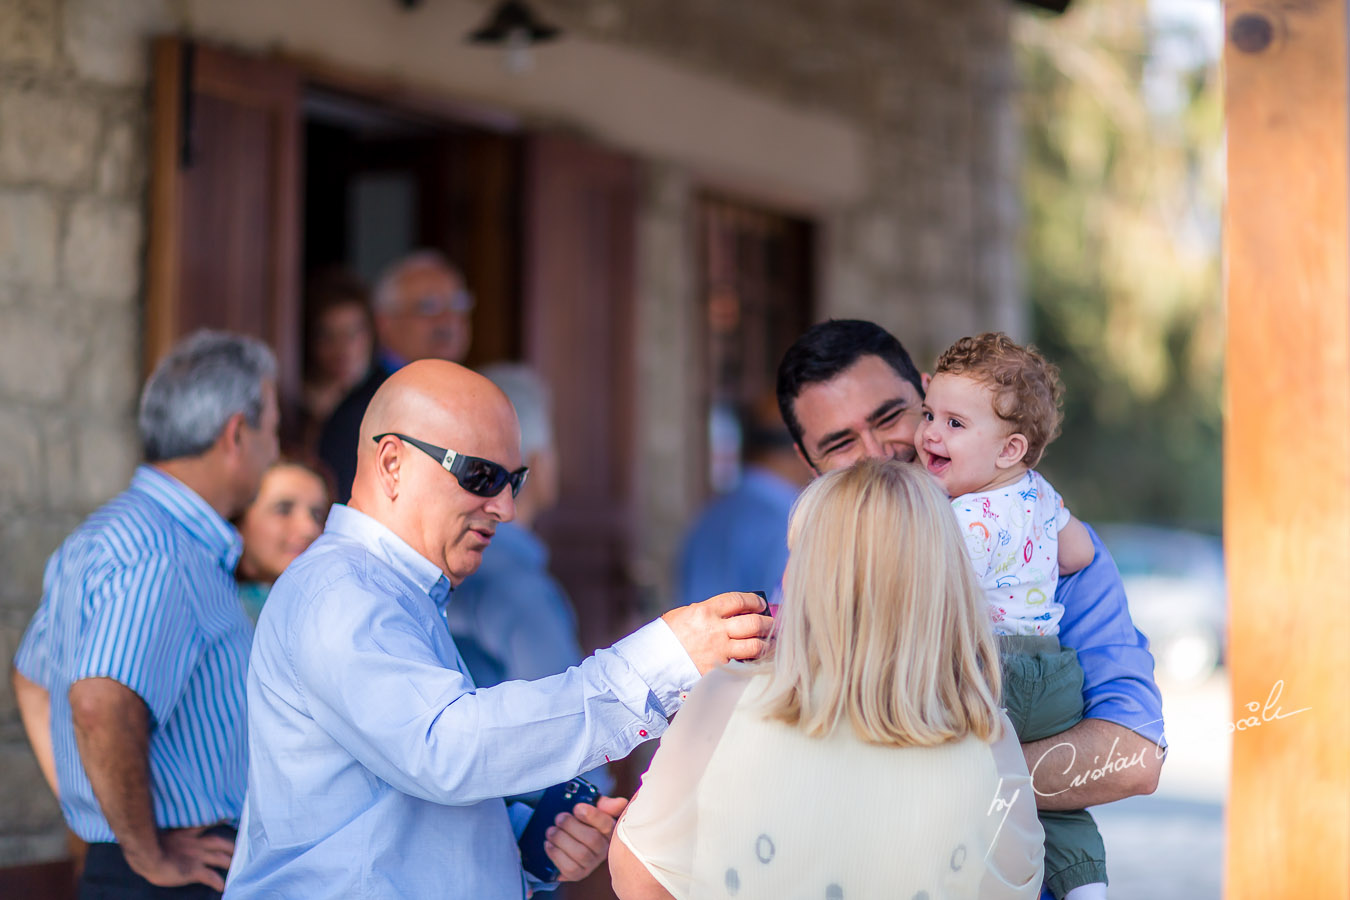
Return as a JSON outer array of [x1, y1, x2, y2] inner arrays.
[[14, 465, 251, 842], [225, 504, 700, 900], [445, 521, 614, 795], [444, 522, 583, 687], [1057, 524, 1166, 746], [676, 467, 800, 608]]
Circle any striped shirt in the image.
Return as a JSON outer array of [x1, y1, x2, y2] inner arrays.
[[14, 465, 252, 843]]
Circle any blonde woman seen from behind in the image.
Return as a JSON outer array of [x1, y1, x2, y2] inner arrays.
[[611, 459, 1044, 900]]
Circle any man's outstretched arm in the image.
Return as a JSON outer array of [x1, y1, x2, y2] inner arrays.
[[1032, 524, 1167, 810], [12, 667, 59, 798]]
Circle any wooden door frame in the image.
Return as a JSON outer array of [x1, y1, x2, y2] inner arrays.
[[145, 39, 527, 379], [145, 39, 302, 398]]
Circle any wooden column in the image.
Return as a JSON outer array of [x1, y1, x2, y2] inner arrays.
[[1224, 1, 1350, 895]]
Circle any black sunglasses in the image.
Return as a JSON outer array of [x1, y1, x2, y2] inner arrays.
[[372, 433, 528, 498]]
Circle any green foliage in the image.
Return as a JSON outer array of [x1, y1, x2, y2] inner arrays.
[[1016, 1, 1224, 532]]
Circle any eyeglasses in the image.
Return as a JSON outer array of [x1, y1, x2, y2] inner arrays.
[[372, 433, 528, 498], [407, 290, 475, 318]]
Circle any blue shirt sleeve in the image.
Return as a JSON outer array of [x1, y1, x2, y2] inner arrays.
[[15, 552, 67, 689], [290, 578, 695, 806], [72, 558, 202, 727], [1055, 524, 1166, 747], [14, 601, 54, 689]]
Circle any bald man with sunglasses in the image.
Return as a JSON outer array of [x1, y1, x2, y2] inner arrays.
[[225, 360, 771, 900]]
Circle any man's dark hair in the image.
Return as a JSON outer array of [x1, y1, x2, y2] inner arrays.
[[775, 319, 924, 453]]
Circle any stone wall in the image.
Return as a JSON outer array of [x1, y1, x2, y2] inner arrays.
[[605, 0, 1023, 598], [0, 0, 1022, 865], [550, 0, 1025, 362], [0, 0, 166, 865]]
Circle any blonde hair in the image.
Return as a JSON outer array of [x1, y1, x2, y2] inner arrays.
[[755, 459, 1003, 746]]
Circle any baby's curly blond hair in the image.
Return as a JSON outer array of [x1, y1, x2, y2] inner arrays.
[[934, 333, 1064, 468]]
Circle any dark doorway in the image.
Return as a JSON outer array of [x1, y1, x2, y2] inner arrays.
[[697, 195, 815, 494], [302, 88, 523, 369]]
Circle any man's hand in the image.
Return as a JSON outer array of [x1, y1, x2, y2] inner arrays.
[[125, 827, 236, 891], [661, 592, 772, 675], [70, 677, 235, 891], [545, 795, 629, 883]]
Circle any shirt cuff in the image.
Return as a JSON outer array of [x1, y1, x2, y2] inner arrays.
[[1082, 698, 1168, 748], [612, 619, 701, 717]]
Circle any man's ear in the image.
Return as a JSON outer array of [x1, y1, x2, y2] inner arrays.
[[217, 412, 248, 461], [920, 371, 932, 393], [373, 437, 402, 500], [995, 433, 1029, 470]]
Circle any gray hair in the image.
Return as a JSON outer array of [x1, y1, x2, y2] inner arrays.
[[139, 330, 277, 463], [479, 362, 554, 459], [373, 249, 461, 312]]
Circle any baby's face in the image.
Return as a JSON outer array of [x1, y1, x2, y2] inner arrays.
[[916, 373, 1025, 497]]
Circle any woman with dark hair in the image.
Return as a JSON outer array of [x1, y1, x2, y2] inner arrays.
[[234, 458, 332, 622], [301, 267, 377, 449]]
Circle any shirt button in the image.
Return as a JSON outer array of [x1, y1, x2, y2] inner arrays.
[[638, 729, 648, 738]]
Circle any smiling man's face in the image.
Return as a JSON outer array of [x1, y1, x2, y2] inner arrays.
[[790, 354, 926, 474]]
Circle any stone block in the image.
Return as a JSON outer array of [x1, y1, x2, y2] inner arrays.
[[72, 419, 139, 509], [820, 230, 873, 320], [858, 211, 900, 273], [0, 0, 58, 67], [0, 624, 21, 717], [73, 313, 139, 416], [39, 413, 80, 512], [96, 118, 146, 197], [0, 189, 58, 288], [0, 309, 85, 405], [63, 198, 142, 301], [0, 515, 80, 608], [0, 744, 62, 832], [0, 829, 68, 868], [63, 0, 173, 87], [0, 407, 44, 509], [0, 89, 102, 188]]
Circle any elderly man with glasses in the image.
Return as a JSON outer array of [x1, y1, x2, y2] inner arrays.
[[318, 249, 475, 503], [225, 359, 772, 900]]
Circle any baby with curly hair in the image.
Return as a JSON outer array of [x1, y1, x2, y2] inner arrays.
[[917, 332, 1105, 900]]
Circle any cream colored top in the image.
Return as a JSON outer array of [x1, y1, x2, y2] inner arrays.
[[617, 664, 1044, 900]]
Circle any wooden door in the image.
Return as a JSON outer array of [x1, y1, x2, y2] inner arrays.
[[1223, 0, 1350, 894], [146, 39, 302, 399], [522, 135, 640, 655]]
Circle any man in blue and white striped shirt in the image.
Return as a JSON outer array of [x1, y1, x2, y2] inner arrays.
[[11, 331, 279, 898]]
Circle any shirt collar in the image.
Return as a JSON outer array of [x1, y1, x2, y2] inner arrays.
[[132, 465, 243, 570], [324, 504, 453, 607]]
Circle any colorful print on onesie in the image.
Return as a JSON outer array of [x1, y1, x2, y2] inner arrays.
[[951, 470, 1070, 637]]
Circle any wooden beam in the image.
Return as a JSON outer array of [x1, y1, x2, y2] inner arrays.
[[144, 38, 185, 378], [1223, 1, 1350, 895]]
